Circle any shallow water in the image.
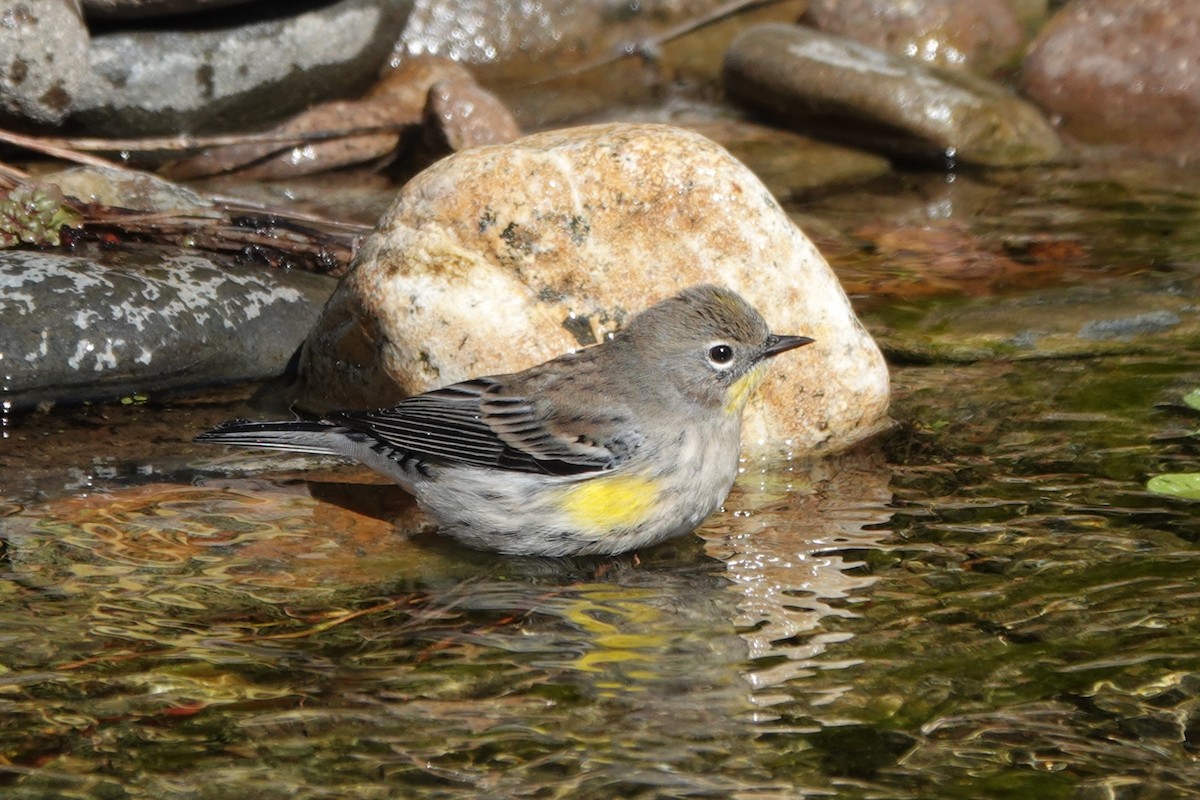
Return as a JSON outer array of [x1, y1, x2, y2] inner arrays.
[[3, 157, 1200, 798]]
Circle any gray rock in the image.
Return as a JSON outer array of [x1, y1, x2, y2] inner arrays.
[[724, 24, 1063, 166], [0, 248, 335, 410], [0, 0, 89, 125], [71, 0, 413, 135]]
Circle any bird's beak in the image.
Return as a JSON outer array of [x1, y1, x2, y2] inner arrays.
[[762, 334, 814, 358]]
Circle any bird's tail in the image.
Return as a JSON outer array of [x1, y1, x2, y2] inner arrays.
[[194, 418, 347, 457]]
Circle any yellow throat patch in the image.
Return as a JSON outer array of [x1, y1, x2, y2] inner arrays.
[[724, 364, 766, 415], [560, 475, 660, 532]]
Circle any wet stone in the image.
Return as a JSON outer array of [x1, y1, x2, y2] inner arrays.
[[723, 24, 1063, 167], [0, 248, 335, 410], [70, 0, 414, 136]]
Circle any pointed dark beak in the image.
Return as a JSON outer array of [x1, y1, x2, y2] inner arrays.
[[762, 334, 815, 358]]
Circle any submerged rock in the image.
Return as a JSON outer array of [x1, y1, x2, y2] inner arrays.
[[1022, 0, 1200, 156], [1, 248, 335, 410], [297, 122, 891, 455], [866, 268, 1200, 363], [724, 24, 1063, 166]]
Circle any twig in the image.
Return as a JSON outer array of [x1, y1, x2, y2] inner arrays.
[[1, 123, 413, 156], [0, 128, 128, 169]]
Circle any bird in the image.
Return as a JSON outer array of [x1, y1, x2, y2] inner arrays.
[[195, 284, 813, 557]]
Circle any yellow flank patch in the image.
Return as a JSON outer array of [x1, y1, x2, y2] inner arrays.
[[724, 365, 766, 415], [561, 475, 660, 532]]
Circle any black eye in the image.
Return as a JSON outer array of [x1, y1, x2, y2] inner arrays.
[[707, 344, 734, 366]]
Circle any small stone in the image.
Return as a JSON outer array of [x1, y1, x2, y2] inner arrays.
[[297, 122, 891, 455], [422, 78, 522, 153], [724, 24, 1062, 167]]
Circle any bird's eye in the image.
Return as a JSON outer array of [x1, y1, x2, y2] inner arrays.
[[707, 343, 735, 368]]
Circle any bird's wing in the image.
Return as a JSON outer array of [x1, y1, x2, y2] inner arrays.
[[327, 378, 639, 477]]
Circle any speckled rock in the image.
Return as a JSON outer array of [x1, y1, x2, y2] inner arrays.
[[724, 24, 1063, 166], [1, 248, 335, 410], [71, 0, 413, 135], [297, 123, 891, 455], [1022, 0, 1200, 155], [803, 0, 1024, 74], [0, 0, 89, 125]]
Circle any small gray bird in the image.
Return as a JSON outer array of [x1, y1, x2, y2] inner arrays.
[[195, 284, 812, 556]]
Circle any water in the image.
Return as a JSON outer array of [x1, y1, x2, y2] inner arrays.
[[2, 158, 1200, 798]]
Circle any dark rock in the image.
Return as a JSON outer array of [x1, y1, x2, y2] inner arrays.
[[724, 24, 1063, 166], [70, 0, 413, 136], [82, 0, 260, 18], [1023, 0, 1200, 155], [0, 0, 89, 125], [0, 248, 335, 410]]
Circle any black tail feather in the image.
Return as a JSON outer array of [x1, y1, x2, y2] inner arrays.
[[194, 418, 346, 457]]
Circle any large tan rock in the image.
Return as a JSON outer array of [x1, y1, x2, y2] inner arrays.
[[296, 123, 890, 455]]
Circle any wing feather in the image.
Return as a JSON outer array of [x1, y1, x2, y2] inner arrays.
[[328, 376, 638, 477]]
